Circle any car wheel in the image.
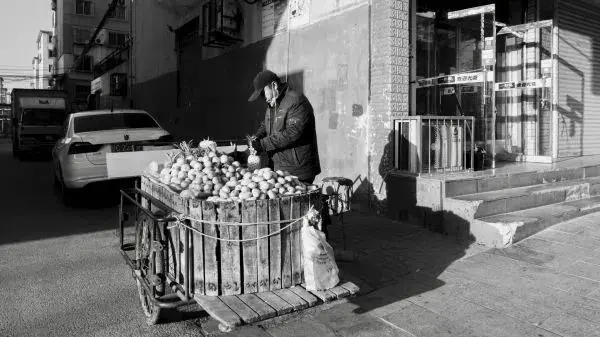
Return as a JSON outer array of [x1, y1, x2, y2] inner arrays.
[[61, 182, 77, 207], [59, 168, 77, 207], [53, 172, 62, 193], [12, 141, 21, 159]]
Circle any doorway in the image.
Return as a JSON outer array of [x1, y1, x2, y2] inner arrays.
[[414, 4, 497, 167], [495, 20, 554, 161]]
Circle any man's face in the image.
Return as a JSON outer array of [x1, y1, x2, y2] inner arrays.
[[263, 82, 278, 107]]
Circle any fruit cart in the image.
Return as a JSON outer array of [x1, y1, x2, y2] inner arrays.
[[117, 141, 359, 331]]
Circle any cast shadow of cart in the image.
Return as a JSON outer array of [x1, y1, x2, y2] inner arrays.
[[328, 130, 476, 316]]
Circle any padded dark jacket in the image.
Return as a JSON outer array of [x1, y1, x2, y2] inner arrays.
[[255, 85, 321, 180]]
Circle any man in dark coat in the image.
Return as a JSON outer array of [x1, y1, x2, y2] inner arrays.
[[248, 70, 321, 184]]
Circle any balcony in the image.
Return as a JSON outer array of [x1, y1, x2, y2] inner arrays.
[[93, 42, 129, 78]]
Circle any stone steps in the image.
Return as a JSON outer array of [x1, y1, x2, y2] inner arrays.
[[469, 196, 600, 248], [444, 177, 600, 220], [387, 161, 600, 247], [441, 173, 600, 247], [443, 165, 600, 198]]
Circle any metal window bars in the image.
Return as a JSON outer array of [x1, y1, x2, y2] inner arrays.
[[394, 116, 475, 174]]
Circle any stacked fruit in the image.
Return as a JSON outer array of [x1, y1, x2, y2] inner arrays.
[[146, 140, 318, 202]]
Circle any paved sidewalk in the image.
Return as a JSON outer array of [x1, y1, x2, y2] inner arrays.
[[199, 211, 600, 337]]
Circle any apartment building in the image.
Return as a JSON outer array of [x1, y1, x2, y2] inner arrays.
[[31, 31, 55, 89], [51, 0, 130, 112]]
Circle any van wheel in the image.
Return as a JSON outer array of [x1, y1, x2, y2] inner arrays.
[[12, 142, 20, 158]]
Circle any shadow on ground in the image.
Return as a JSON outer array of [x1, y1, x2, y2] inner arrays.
[[325, 210, 477, 315]]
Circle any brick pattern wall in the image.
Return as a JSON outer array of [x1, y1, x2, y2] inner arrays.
[[367, 0, 410, 213]]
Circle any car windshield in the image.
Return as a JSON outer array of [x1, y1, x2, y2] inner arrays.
[[74, 113, 159, 133], [22, 109, 66, 126]]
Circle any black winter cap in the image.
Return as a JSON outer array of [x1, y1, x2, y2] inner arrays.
[[248, 70, 280, 102]]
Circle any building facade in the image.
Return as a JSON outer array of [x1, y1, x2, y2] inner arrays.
[[130, 0, 600, 215], [31, 31, 55, 89], [51, 0, 130, 112]]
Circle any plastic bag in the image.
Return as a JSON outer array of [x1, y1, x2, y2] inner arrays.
[[302, 211, 339, 291]]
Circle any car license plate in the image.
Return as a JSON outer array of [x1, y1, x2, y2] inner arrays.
[[111, 143, 143, 153]]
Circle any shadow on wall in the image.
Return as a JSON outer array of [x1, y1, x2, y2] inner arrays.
[[556, 50, 584, 157]]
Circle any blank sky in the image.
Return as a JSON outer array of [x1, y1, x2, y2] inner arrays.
[[0, 1, 53, 91]]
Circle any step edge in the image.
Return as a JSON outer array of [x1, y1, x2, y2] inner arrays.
[[471, 197, 600, 247]]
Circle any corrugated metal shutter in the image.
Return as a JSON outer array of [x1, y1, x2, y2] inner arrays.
[[557, 0, 600, 157]]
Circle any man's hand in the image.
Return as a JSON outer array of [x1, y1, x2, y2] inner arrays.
[[251, 138, 264, 153]]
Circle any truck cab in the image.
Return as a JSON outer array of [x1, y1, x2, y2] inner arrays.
[[12, 89, 68, 158]]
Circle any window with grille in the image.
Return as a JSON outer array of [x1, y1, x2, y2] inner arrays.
[[73, 27, 92, 44], [74, 54, 93, 72], [108, 5, 126, 19], [108, 32, 128, 47], [75, 0, 93, 15], [75, 85, 91, 102]]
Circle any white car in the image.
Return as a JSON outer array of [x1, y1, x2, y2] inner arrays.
[[52, 109, 173, 205]]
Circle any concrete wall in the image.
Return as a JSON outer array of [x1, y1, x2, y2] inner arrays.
[[131, 0, 178, 84], [133, 1, 371, 185], [132, 0, 412, 214]]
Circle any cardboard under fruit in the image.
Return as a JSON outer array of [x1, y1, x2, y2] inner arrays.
[[107, 147, 179, 179]]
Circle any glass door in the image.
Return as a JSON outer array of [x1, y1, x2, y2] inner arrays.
[[495, 20, 554, 160], [415, 4, 497, 168]]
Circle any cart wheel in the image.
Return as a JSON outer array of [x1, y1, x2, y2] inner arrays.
[[136, 278, 163, 325], [135, 213, 166, 325], [218, 323, 234, 333]]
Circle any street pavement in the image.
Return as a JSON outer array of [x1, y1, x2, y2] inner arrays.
[[3, 138, 600, 336]]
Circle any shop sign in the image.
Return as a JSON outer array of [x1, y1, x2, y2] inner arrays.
[[416, 78, 434, 88], [495, 79, 550, 91], [447, 4, 495, 20], [453, 72, 484, 85], [442, 87, 456, 95], [461, 86, 478, 93], [416, 72, 484, 88]]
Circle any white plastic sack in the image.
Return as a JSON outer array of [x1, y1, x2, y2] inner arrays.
[[302, 212, 339, 291]]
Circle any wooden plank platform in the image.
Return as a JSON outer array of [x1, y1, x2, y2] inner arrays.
[[238, 294, 277, 321], [194, 282, 360, 329]]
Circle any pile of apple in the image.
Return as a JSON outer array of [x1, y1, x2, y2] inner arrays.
[[146, 140, 318, 202]]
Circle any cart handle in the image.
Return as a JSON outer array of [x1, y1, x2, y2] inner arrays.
[[120, 188, 178, 222]]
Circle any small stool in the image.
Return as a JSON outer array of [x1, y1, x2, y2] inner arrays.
[[321, 177, 353, 258]]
